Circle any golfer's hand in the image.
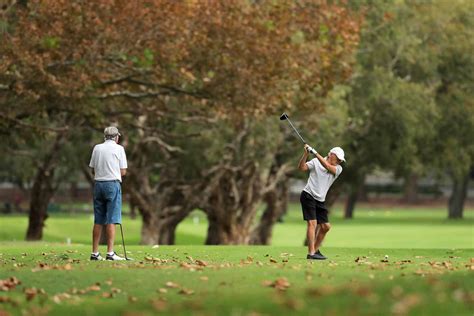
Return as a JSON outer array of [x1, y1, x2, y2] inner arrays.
[[304, 144, 311, 154], [305, 144, 317, 155]]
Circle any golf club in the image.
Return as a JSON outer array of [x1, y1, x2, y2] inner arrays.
[[117, 223, 133, 261], [279, 113, 317, 154]]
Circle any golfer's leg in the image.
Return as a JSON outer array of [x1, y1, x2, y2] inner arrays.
[[92, 224, 102, 253], [314, 223, 331, 252], [105, 181, 122, 253], [307, 220, 317, 255], [92, 182, 106, 253], [106, 224, 116, 253]]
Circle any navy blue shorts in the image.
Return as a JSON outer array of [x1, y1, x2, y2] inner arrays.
[[300, 191, 329, 223], [93, 181, 122, 225]]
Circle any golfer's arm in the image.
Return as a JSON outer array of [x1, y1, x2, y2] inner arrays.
[[298, 153, 309, 171], [120, 169, 127, 176], [315, 153, 337, 175]]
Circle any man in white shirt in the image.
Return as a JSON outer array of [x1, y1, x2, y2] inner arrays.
[[89, 126, 127, 261], [298, 145, 345, 260]]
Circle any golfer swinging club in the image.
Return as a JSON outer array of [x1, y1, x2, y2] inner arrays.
[[89, 126, 127, 261], [299, 144, 345, 260]]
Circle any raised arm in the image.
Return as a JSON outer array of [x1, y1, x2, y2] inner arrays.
[[314, 152, 337, 175], [298, 146, 310, 171]]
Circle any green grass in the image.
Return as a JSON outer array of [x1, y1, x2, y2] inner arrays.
[[0, 245, 473, 315], [1, 204, 473, 248], [0, 204, 473, 315]]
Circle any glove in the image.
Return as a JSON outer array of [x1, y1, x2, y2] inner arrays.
[[305, 145, 317, 155]]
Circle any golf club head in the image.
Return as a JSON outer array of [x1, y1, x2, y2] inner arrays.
[[279, 113, 288, 121], [125, 257, 134, 261]]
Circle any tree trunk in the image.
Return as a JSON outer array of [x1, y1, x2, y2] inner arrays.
[[343, 175, 365, 219], [200, 160, 264, 245], [250, 180, 288, 245], [403, 174, 418, 204], [448, 173, 469, 219], [205, 213, 248, 245], [26, 134, 65, 241], [140, 211, 161, 245], [344, 189, 357, 219], [25, 177, 54, 240]]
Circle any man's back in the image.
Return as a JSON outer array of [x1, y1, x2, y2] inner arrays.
[[89, 140, 127, 182]]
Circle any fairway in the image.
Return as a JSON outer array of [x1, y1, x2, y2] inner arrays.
[[0, 245, 473, 316], [1, 204, 473, 248], [1, 206, 473, 315]]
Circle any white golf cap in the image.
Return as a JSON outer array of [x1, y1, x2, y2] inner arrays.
[[104, 126, 121, 137], [329, 147, 345, 162]]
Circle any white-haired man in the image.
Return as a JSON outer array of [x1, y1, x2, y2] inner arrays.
[[298, 145, 345, 260], [89, 126, 127, 261]]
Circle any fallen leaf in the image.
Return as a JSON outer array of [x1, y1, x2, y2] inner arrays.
[[178, 288, 194, 295], [158, 288, 168, 294], [24, 287, 45, 301], [111, 288, 121, 294], [165, 282, 179, 288], [87, 285, 101, 292], [264, 277, 290, 291], [269, 258, 278, 263], [0, 277, 21, 291], [199, 276, 209, 282], [128, 296, 138, 303], [102, 292, 113, 298], [195, 259, 208, 267]]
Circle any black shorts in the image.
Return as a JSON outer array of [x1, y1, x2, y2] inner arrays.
[[300, 191, 329, 223]]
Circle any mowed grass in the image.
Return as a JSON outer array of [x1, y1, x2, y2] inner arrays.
[[0, 245, 473, 315], [0, 204, 473, 315], [1, 203, 473, 248]]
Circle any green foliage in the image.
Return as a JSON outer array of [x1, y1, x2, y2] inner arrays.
[[41, 36, 60, 49]]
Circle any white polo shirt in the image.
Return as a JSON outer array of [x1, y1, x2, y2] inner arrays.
[[89, 140, 127, 182], [303, 158, 342, 202]]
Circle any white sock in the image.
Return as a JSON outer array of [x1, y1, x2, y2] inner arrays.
[[91, 252, 99, 256], [107, 251, 115, 256]]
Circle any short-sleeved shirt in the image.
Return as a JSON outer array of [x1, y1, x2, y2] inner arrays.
[[303, 158, 342, 202], [89, 140, 127, 182]]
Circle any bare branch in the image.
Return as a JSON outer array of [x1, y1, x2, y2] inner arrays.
[[95, 90, 169, 99], [142, 136, 183, 153]]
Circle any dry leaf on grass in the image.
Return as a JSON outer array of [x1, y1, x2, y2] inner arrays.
[[158, 288, 168, 294], [195, 259, 208, 267], [24, 288, 45, 301], [199, 276, 209, 282], [263, 278, 290, 291], [165, 281, 179, 288], [178, 288, 194, 295], [0, 277, 21, 291], [87, 285, 101, 292]]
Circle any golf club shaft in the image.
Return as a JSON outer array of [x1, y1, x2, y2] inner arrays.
[[286, 117, 307, 144], [119, 223, 128, 260]]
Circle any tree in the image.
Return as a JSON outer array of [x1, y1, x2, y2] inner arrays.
[[423, 1, 474, 218], [1, 1, 361, 243]]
